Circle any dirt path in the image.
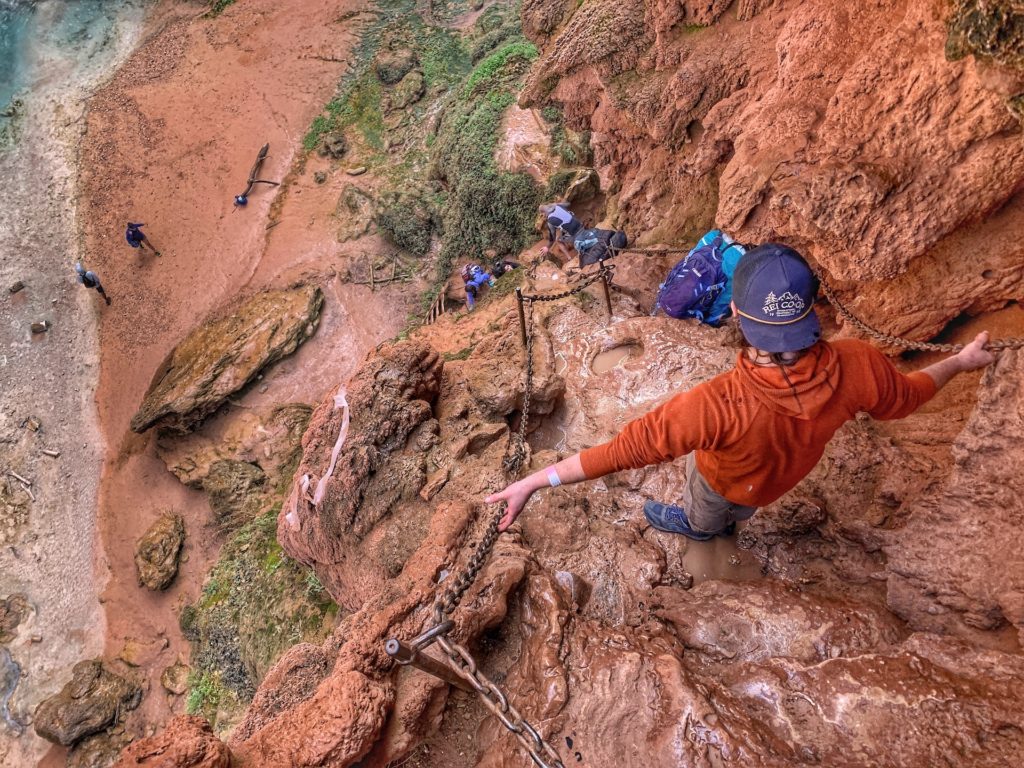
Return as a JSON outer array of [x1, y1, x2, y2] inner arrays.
[[65, 0, 390, 757]]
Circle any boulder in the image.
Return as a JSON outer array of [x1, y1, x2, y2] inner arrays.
[[33, 660, 141, 747], [161, 660, 190, 695], [317, 131, 347, 159], [131, 286, 323, 434], [0, 593, 29, 643], [114, 715, 230, 768], [384, 70, 425, 113], [374, 48, 417, 85], [134, 513, 185, 591]]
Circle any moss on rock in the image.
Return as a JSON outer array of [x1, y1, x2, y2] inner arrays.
[[181, 508, 338, 730]]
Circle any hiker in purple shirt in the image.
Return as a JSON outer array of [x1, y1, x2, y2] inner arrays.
[[125, 222, 161, 256]]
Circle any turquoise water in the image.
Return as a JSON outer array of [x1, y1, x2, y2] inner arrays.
[[0, 0, 143, 118]]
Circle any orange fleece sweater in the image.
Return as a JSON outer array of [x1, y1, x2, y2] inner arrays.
[[579, 340, 937, 507]]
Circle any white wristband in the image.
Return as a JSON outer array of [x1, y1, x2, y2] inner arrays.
[[547, 468, 561, 487]]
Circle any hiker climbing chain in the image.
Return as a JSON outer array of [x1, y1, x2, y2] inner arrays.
[[386, 247, 1020, 767], [387, 266, 619, 768]]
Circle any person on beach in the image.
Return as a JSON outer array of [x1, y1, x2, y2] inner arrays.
[[486, 244, 995, 541], [539, 202, 582, 263], [125, 222, 160, 256], [75, 262, 111, 306]]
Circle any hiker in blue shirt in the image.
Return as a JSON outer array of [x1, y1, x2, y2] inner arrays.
[[461, 263, 496, 311], [539, 203, 583, 263], [125, 222, 161, 256], [75, 263, 111, 306]]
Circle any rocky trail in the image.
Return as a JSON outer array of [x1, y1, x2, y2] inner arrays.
[[4, 1, 1024, 767]]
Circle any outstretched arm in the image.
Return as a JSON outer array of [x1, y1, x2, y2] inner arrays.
[[486, 454, 586, 531], [919, 331, 995, 389]]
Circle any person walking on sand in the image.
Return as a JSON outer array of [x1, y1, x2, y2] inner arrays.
[[486, 244, 995, 541], [125, 222, 160, 256], [75, 262, 111, 306]]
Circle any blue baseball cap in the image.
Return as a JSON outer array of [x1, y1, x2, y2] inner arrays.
[[732, 244, 821, 353]]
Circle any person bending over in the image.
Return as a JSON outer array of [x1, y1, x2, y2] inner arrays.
[[486, 244, 995, 539], [538, 203, 582, 263]]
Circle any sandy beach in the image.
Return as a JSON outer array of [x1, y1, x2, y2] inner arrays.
[[0, 3, 147, 765], [4, 0, 415, 763]]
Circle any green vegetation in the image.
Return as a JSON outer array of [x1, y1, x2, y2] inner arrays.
[[444, 345, 476, 361], [185, 671, 228, 720], [207, 0, 236, 17], [431, 39, 541, 283], [181, 507, 338, 728], [301, 1, 543, 326], [375, 193, 437, 256], [487, 266, 526, 300]]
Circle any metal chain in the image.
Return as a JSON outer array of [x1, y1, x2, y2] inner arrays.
[[521, 263, 613, 303], [815, 270, 1024, 353], [435, 633, 566, 768], [412, 286, 565, 768]]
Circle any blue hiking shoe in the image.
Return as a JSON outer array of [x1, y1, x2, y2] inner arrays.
[[643, 501, 734, 540]]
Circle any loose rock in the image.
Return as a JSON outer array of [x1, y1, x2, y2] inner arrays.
[[33, 660, 141, 746], [130, 286, 324, 433], [160, 660, 190, 695], [134, 513, 185, 591]]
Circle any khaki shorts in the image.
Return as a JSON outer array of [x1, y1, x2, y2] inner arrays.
[[680, 453, 757, 534]]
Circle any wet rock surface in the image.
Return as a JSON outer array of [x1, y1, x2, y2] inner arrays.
[[129, 265, 1024, 766], [115, 715, 231, 768], [134, 513, 185, 591], [33, 660, 141, 747], [886, 350, 1024, 641], [131, 286, 323, 434]]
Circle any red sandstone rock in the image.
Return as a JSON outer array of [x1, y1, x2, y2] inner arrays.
[[523, 0, 1024, 343], [115, 715, 230, 767], [885, 349, 1024, 641]]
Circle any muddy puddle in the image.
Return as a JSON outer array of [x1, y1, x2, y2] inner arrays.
[[591, 344, 640, 373], [1, 646, 24, 735], [682, 530, 763, 584]]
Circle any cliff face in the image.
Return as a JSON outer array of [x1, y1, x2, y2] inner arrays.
[[521, 0, 1024, 340], [117, 2, 1024, 767]]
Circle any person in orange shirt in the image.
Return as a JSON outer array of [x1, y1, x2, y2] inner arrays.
[[486, 244, 995, 540]]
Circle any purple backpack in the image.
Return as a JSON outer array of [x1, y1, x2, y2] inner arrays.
[[653, 232, 737, 324]]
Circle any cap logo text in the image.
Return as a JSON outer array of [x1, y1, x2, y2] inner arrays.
[[763, 290, 805, 319]]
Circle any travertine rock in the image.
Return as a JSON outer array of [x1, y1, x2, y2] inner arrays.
[[886, 350, 1024, 641], [115, 715, 230, 768], [131, 286, 323, 433], [522, 0, 1024, 342]]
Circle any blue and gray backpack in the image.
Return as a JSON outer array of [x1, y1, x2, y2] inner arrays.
[[653, 230, 746, 325]]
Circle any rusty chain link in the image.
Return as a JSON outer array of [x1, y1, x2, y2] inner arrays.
[[389, 264, 602, 767], [814, 269, 1024, 353], [521, 262, 614, 303]]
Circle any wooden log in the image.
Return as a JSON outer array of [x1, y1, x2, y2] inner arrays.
[[9, 470, 31, 486]]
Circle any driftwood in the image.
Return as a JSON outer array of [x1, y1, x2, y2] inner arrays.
[[237, 143, 280, 199]]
